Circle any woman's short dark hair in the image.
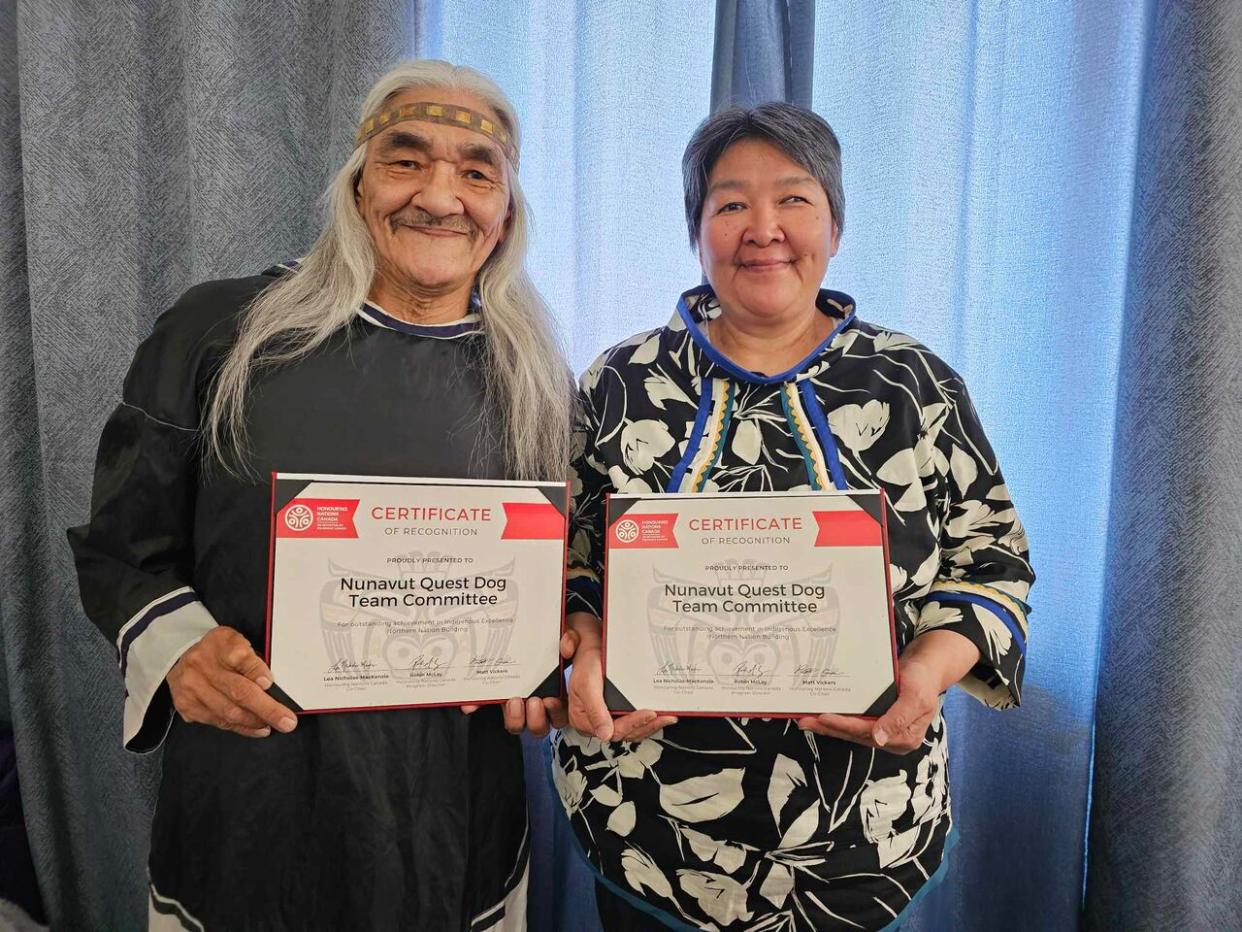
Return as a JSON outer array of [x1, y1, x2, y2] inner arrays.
[[682, 101, 844, 247]]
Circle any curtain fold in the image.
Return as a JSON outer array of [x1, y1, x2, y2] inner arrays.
[[1, 3, 419, 927], [811, 3, 1149, 928], [711, 0, 814, 111], [1086, 0, 1242, 927]]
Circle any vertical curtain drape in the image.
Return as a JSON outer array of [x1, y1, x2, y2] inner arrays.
[[0, 3, 420, 927], [809, 2, 1149, 928], [1086, 0, 1242, 928]]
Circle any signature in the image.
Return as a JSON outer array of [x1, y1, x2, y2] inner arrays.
[[407, 654, 445, 671], [793, 664, 819, 676], [469, 655, 516, 667], [656, 661, 702, 675], [733, 661, 769, 676], [327, 658, 377, 674]]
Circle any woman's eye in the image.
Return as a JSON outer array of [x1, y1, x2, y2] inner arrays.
[[465, 170, 492, 182], [718, 202, 745, 213], [393, 160, 422, 169], [783, 195, 808, 204]]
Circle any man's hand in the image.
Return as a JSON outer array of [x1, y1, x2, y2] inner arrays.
[[797, 629, 980, 754], [167, 626, 298, 738], [564, 613, 676, 743], [460, 694, 569, 737]]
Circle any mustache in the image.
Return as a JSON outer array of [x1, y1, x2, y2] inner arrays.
[[388, 209, 478, 238]]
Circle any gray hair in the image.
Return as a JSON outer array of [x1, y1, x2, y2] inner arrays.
[[681, 101, 844, 247], [204, 59, 571, 481]]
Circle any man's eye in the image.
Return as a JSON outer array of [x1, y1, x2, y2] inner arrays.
[[393, 160, 422, 169], [718, 202, 745, 213], [783, 195, 809, 204], [465, 170, 493, 182]]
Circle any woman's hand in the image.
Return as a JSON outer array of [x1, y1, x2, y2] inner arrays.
[[797, 629, 980, 754], [564, 612, 677, 743]]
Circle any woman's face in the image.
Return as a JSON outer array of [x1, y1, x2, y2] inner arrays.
[[697, 138, 839, 325]]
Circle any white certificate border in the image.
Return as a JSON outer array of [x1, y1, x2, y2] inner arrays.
[[601, 489, 900, 719], [265, 471, 570, 714]]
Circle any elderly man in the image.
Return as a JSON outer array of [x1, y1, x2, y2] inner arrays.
[[68, 60, 570, 931]]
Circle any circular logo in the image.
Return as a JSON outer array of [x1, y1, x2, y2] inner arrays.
[[285, 503, 314, 531], [615, 519, 639, 543]]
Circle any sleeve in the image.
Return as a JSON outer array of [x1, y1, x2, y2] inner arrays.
[[913, 375, 1035, 709], [67, 302, 221, 752], [564, 365, 611, 619]]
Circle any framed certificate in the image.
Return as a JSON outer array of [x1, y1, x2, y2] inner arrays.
[[602, 490, 898, 718], [266, 473, 568, 714]]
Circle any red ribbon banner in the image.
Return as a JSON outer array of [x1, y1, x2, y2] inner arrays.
[[276, 499, 359, 538], [501, 501, 566, 540], [812, 510, 882, 547]]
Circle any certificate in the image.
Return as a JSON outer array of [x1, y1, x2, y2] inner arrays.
[[602, 490, 897, 717], [266, 473, 568, 713]]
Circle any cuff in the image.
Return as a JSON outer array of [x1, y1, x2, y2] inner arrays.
[[916, 582, 1028, 709], [566, 571, 603, 618], [117, 587, 219, 752]]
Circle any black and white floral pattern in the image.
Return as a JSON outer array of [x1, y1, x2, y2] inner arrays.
[[553, 286, 1034, 931]]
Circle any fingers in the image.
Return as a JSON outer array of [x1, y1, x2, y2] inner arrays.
[[167, 627, 295, 738], [559, 630, 580, 661], [611, 711, 677, 743], [219, 672, 298, 733], [229, 643, 275, 690], [525, 697, 550, 737], [543, 696, 569, 729], [460, 705, 479, 715], [503, 698, 526, 735]]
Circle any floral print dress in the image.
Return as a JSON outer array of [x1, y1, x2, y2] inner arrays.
[[551, 285, 1034, 931]]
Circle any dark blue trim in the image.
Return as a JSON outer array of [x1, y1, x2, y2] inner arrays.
[[545, 767, 698, 931], [359, 302, 483, 338], [666, 380, 715, 492], [566, 575, 603, 616], [675, 285, 857, 385], [927, 592, 1027, 655], [877, 827, 960, 931], [779, 387, 822, 490], [695, 382, 735, 491], [119, 590, 199, 677], [797, 379, 848, 491]]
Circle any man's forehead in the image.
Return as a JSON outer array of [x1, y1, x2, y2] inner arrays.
[[357, 90, 516, 165]]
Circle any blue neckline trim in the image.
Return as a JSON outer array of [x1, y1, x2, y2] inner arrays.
[[667, 379, 716, 493], [929, 591, 1027, 655], [780, 387, 823, 490], [676, 284, 857, 385], [798, 379, 849, 491]]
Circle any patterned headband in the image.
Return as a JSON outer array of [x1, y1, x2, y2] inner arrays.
[[355, 101, 518, 165]]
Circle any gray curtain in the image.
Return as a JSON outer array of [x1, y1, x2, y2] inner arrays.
[[1086, 0, 1242, 928], [0, 2, 419, 927], [711, 0, 814, 111]]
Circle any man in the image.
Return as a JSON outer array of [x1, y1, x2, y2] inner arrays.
[[68, 60, 571, 931]]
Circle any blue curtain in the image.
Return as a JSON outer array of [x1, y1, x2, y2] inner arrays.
[[811, 3, 1149, 929]]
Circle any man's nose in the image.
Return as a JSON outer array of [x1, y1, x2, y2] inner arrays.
[[412, 162, 464, 217]]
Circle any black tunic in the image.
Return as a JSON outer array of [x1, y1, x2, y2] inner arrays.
[[69, 266, 528, 931]]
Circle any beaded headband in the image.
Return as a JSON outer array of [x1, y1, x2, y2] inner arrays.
[[355, 101, 518, 164]]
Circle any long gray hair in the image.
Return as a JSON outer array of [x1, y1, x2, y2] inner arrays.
[[204, 60, 571, 480]]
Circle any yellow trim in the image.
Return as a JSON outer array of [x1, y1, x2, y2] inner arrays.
[[783, 384, 830, 489]]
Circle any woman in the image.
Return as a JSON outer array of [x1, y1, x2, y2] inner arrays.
[[552, 103, 1034, 931]]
